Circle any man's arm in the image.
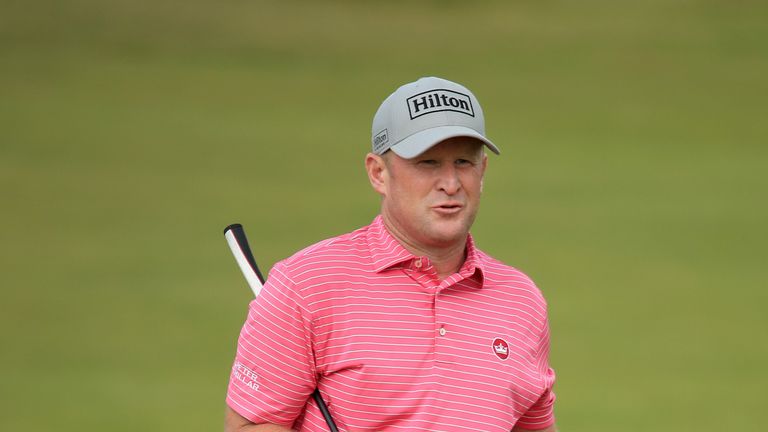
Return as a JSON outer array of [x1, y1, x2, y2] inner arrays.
[[224, 406, 292, 432], [512, 425, 557, 432]]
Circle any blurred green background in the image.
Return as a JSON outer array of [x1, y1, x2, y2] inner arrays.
[[2, 0, 766, 430]]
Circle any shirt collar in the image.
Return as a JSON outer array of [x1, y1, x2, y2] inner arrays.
[[368, 215, 415, 272], [367, 215, 485, 285], [460, 234, 485, 284]]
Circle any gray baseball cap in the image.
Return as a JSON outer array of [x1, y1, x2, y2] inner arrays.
[[371, 76, 500, 158]]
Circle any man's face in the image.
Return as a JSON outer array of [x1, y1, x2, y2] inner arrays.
[[368, 137, 488, 251]]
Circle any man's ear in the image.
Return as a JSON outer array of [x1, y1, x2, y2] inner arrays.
[[365, 152, 387, 195]]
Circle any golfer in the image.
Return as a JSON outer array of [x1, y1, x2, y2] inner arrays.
[[225, 77, 557, 431]]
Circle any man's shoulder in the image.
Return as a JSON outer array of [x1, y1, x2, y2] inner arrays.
[[478, 251, 532, 281], [476, 249, 546, 302], [273, 222, 373, 279]]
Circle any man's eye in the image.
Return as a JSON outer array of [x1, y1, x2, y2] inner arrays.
[[455, 159, 472, 166], [418, 159, 438, 166]]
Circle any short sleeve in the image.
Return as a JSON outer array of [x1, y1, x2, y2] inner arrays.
[[514, 316, 556, 430], [226, 261, 316, 426]]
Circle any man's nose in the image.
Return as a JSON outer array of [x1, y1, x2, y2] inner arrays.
[[437, 165, 461, 195]]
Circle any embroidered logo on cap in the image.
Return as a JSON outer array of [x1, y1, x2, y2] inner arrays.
[[373, 129, 389, 153], [492, 338, 509, 360], [406, 89, 475, 120]]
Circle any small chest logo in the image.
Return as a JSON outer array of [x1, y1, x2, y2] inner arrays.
[[492, 338, 509, 360]]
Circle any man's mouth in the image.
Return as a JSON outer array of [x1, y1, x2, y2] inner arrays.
[[432, 202, 463, 214]]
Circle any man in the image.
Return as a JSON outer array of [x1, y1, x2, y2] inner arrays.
[[225, 77, 557, 431]]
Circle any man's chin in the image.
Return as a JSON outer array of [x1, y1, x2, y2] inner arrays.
[[422, 224, 471, 248]]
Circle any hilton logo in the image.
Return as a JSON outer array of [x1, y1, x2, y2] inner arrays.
[[406, 89, 475, 120], [373, 129, 389, 153]]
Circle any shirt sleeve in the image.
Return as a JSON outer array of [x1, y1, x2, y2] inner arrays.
[[514, 316, 556, 430], [226, 260, 316, 426]]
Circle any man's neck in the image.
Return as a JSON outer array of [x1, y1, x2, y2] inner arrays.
[[429, 245, 468, 281]]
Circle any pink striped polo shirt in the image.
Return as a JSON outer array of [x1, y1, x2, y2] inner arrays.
[[227, 216, 555, 431]]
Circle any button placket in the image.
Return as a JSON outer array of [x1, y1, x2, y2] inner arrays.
[[434, 296, 454, 364], [433, 289, 459, 365]]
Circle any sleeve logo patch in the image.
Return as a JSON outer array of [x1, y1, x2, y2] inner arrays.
[[232, 361, 260, 391]]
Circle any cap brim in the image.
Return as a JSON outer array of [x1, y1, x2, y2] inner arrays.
[[389, 126, 500, 159]]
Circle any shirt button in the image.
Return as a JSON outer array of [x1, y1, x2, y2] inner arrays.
[[439, 327, 446, 336], [414, 258, 422, 268]]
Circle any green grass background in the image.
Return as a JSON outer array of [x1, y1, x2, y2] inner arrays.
[[2, 1, 766, 430]]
